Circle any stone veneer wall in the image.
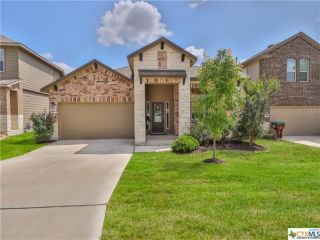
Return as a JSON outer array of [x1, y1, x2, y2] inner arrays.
[[0, 85, 24, 136], [133, 43, 191, 144], [48, 62, 134, 140], [173, 84, 179, 135], [260, 36, 320, 106]]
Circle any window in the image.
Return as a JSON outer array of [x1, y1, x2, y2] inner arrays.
[[0, 49, 4, 72], [287, 59, 296, 82], [139, 53, 143, 61], [165, 100, 170, 130], [299, 59, 309, 82], [181, 54, 185, 62], [160, 41, 164, 49], [146, 101, 150, 116]]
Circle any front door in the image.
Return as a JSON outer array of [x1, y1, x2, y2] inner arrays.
[[151, 102, 164, 134]]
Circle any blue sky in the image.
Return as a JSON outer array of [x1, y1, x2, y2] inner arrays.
[[1, 1, 319, 73]]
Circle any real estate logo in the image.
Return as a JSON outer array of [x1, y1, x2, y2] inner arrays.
[[288, 228, 320, 240]]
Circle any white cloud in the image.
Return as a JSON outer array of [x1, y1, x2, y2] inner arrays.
[[185, 46, 208, 64], [188, 0, 207, 9], [41, 52, 75, 74], [97, 0, 172, 46], [41, 52, 53, 60], [52, 62, 75, 74]]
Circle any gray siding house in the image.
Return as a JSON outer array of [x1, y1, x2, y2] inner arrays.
[[0, 35, 64, 136]]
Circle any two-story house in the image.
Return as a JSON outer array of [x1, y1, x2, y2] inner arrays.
[[0, 35, 64, 136], [242, 32, 320, 136], [41, 38, 200, 144]]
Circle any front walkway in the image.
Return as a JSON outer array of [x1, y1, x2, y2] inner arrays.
[[135, 135, 176, 152], [283, 136, 320, 148], [0, 139, 133, 240]]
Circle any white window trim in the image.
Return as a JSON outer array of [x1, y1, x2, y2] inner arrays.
[[299, 59, 309, 82], [287, 59, 296, 82], [0, 48, 4, 72]]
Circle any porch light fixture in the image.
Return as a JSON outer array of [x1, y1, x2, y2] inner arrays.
[[183, 78, 185, 85]]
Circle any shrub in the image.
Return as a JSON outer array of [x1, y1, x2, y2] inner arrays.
[[171, 134, 199, 153], [191, 115, 212, 145], [234, 77, 279, 145], [30, 112, 54, 143]]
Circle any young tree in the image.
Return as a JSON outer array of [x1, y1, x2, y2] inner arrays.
[[194, 49, 242, 161], [235, 76, 279, 145]]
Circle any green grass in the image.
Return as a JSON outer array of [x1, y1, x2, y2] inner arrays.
[[102, 140, 320, 240], [0, 132, 46, 160]]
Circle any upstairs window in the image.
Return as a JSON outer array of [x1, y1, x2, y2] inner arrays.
[[0, 49, 4, 72], [299, 59, 309, 82], [139, 53, 143, 61], [287, 59, 296, 82], [181, 54, 185, 62], [160, 41, 164, 49]]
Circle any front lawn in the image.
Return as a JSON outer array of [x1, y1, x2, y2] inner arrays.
[[102, 140, 320, 239], [0, 132, 46, 160]]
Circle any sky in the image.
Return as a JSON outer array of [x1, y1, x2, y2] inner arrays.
[[1, 1, 319, 73]]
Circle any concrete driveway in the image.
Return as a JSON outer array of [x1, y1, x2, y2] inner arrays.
[[0, 139, 133, 240], [283, 136, 320, 148]]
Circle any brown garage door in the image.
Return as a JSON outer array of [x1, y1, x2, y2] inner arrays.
[[270, 106, 320, 136], [59, 103, 134, 139]]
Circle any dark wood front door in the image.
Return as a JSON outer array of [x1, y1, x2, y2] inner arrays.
[[151, 102, 164, 134]]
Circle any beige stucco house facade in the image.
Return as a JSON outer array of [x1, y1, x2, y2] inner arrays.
[[0, 35, 63, 136], [242, 32, 320, 136], [42, 38, 199, 144]]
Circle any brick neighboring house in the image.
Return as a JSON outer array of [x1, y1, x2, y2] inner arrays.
[[0, 35, 64, 136], [41, 38, 200, 144], [242, 32, 320, 136]]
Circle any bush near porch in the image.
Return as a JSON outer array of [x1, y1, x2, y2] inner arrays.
[[102, 140, 320, 239]]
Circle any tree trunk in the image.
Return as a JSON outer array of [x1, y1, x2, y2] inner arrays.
[[248, 135, 253, 146], [212, 138, 216, 159]]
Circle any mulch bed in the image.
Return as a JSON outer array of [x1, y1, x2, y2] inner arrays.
[[203, 158, 225, 164], [193, 140, 265, 154]]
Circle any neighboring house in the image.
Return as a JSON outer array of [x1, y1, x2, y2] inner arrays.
[[0, 35, 64, 136], [242, 32, 320, 136], [41, 38, 201, 144]]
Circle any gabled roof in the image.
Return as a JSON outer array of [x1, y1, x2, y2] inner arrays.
[[41, 59, 133, 92], [127, 37, 197, 71], [0, 35, 16, 44], [116, 66, 133, 79], [0, 35, 64, 74], [241, 32, 320, 66]]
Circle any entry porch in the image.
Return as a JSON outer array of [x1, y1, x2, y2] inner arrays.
[[134, 70, 191, 145]]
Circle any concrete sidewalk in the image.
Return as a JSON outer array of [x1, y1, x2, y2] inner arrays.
[[0, 139, 133, 240], [283, 136, 320, 148]]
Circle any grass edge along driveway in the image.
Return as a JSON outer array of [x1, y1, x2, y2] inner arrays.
[[0, 132, 46, 160], [102, 139, 320, 240]]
